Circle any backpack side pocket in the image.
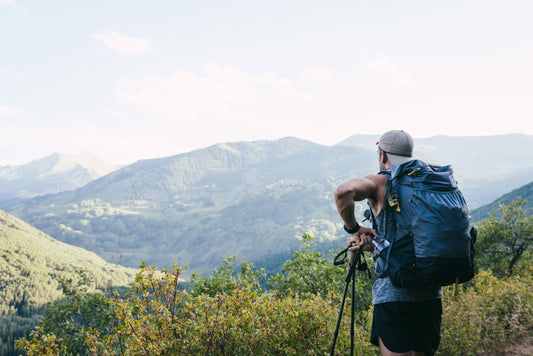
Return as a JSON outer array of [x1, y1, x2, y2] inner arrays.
[[386, 232, 417, 288]]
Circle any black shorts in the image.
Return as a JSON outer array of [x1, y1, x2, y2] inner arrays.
[[370, 299, 442, 356]]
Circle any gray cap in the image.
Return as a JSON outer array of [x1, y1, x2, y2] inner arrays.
[[378, 130, 413, 157]]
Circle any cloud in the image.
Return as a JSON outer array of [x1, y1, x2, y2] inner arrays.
[[302, 67, 332, 82], [0, 0, 15, 6], [0, 105, 31, 117], [91, 30, 155, 56], [368, 54, 413, 86], [104, 108, 127, 121], [115, 62, 312, 122]]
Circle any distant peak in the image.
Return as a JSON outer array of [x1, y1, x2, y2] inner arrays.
[[7, 152, 118, 177], [214, 143, 241, 155]]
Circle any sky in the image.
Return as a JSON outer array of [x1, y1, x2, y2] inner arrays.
[[1, 0, 532, 165]]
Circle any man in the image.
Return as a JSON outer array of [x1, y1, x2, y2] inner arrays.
[[334, 130, 442, 356]]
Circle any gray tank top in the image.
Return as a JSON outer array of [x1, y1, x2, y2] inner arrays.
[[371, 189, 442, 305]]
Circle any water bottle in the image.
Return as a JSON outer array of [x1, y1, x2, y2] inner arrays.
[[371, 235, 390, 257]]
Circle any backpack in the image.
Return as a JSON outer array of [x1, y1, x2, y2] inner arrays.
[[372, 159, 476, 288]]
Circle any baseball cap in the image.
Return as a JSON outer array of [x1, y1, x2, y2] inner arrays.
[[377, 130, 414, 157]]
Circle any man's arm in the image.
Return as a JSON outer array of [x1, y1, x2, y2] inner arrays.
[[334, 175, 381, 250], [334, 175, 379, 229]]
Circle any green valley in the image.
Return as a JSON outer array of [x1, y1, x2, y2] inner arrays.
[[0, 209, 136, 356]]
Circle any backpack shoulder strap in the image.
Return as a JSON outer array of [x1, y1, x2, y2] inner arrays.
[[371, 169, 397, 274], [378, 168, 400, 212]]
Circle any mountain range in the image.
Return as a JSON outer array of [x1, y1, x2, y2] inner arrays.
[[0, 152, 118, 205], [3, 134, 533, 278], [337, 133, 533, 208], [470, 180, 533, 221]]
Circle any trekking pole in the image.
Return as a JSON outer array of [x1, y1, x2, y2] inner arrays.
[[351, 252, 356, 356], [330, 247, 362, 356]]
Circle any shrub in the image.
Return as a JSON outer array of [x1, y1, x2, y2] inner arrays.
[[190, 256, 267, 297], [16, 271, 117, 356], [440, 271, 533, 355], [86, 262, 376, 355], [476, 197, 533, 277], [269, 234, 374, 311], [19, 235, 533, 355], [184, 287, 376, 355]]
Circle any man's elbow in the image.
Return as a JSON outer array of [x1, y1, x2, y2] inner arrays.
[[334, 184, 351, 204]]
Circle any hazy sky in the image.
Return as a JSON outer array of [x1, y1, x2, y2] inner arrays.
[[1, 1, 532, 165]]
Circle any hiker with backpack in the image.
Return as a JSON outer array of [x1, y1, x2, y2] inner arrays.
[[334, 130, 474, 356]]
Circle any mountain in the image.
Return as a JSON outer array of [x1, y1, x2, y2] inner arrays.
[[0, 152, 118, 204], [5, 135, 533, 278], [470, 180, 533, 222], [6, 138, 377, 277], [0, 209, 136, 317], [337, 134, 533, 208]]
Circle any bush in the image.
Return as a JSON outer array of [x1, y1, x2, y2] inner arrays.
[[190, 256, 267, 297], [16, 271, 117, 356], [476, 198, 533, 277], [440, 271, 533, 355], [269, 234, 374, 312], [17, 234, 533, 355], [85, 261, 376, 355]]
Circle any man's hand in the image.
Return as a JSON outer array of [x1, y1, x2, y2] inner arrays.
[[347, 226, 376, 252]]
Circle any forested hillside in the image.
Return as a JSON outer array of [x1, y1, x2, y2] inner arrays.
[[6, 138, 376, 276], [5, 135, 533, 278], [471, 180, 533, 221], [0, 210, 136, 356]]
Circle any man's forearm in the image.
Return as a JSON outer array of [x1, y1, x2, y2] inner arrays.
[[335, 189, 358, 229]]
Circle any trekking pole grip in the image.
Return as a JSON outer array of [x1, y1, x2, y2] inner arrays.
[[348, 250, 357, 272]]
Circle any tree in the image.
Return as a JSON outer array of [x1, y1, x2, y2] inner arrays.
[[16, 271, 117, 355], [477, 197, 533, 276], [190, 256, 267, 297], [268, 234, 374, 311]]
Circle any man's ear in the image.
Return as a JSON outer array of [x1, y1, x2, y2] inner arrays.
[[380, 150, 388, 165], [380, 151, 393, 169]]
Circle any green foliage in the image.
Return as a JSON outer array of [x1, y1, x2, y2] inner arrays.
[[87, 262, 189, 356], [31, 271, 117, 355], [439, 271, 533, 355], [0, 314, 41, 356], [16, 326, 66, 356], [0, 210, 135, 316], [0, 209, 135, 356], [87, 261, 375, 356], [16, 233, 533, 356], [16, 271, 117, 356], [268, 234, 374, 311], [17, 247, 377, 355], [190, 256, 267, 297], [476, 197, 533, 276], [183, 288, 375, 355]]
